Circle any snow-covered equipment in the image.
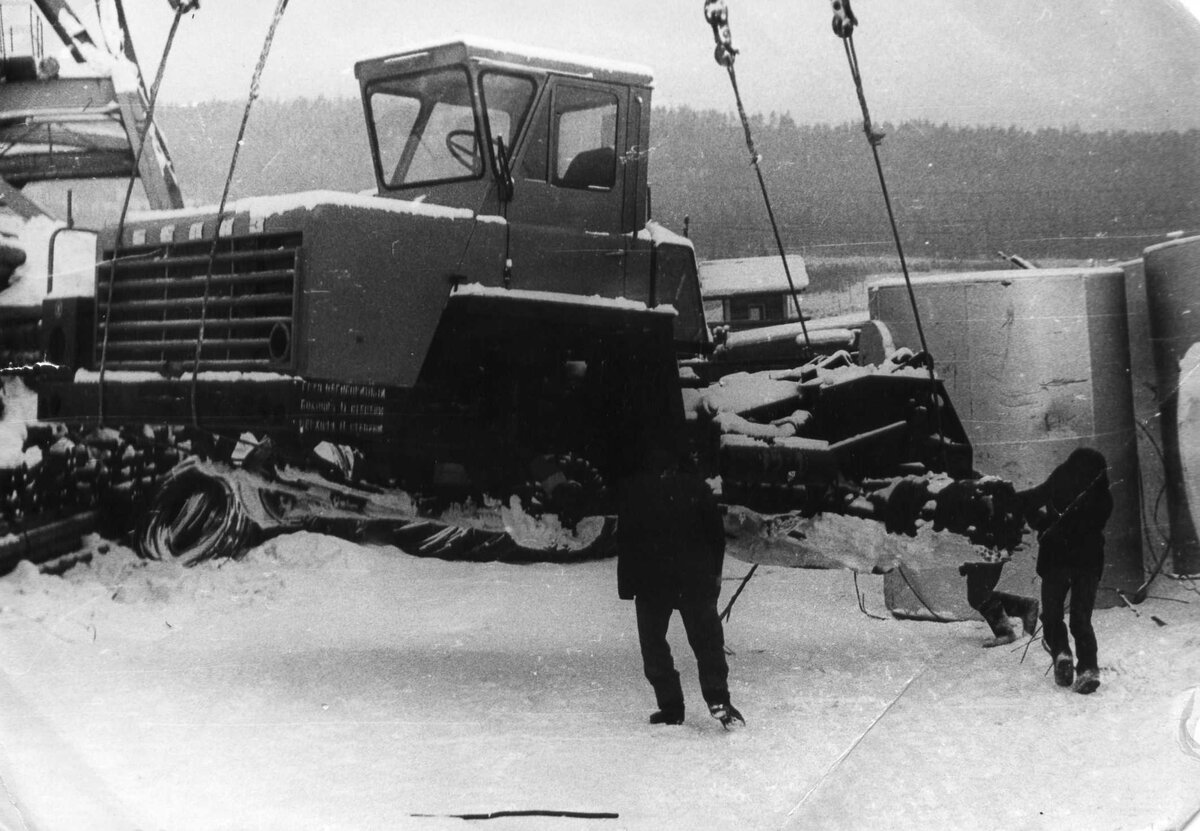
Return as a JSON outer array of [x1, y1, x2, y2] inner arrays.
[[0, 0, 191, 366], [7, 36, 1023, 571]]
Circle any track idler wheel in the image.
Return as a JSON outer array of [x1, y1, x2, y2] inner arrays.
[[523, 453, 608, 530], [137, 461, 255, 566]]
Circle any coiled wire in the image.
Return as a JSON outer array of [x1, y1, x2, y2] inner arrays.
[[138, 462, 254, 566]]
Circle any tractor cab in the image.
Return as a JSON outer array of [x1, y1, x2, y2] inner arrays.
[[354, 39, 708, 350], [356, 39, 651, 227]]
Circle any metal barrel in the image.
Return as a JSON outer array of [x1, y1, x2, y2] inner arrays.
[[1144, 235, 1200, 577], [1120, 256, 1172, 579]]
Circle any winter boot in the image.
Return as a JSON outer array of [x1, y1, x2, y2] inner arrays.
[[649, 707, 684, 725], [980, 597, 1016, 648], [1074, 669, 1100, 695], [982, 626, 1017, 648], [708, 701, 745, 729], [1053, 653, 1075, 687], [996, 593, 1040, 639]]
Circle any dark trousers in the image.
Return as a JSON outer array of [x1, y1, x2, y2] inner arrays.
[[1040, 567, 1100, 672], [963, 562, 1029, 636], [635, 595, 729, 710]]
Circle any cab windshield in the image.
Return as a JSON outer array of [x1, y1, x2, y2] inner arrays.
[[367, 65, 535, 190]]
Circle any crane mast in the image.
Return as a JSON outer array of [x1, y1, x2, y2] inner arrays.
[[0, 0, 185, 213]]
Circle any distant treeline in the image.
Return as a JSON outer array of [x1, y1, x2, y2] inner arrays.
[[152, 99, 1200, 263]]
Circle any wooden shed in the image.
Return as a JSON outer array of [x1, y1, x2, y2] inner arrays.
[[698, 255, 809, 331]]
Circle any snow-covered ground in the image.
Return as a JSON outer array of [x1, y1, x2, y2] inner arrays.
[[1, 208, 1198, 826], [1, 531, 1198, 831]]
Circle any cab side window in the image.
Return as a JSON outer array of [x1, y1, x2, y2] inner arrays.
[[521, 97, 550, 181], [553, 86, 618, 191], [480, 71, 537, 170]]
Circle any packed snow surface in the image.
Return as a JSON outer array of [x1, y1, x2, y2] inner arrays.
[[1, 532, 1198, 831]]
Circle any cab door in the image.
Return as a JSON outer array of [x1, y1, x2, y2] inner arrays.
[[620, 87, 653, 305], [502, 79, 627, 298]]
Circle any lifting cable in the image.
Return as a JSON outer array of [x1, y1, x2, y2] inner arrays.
[[112, 0, 149, 99], [97, 0, 195, 424], [830, 1, 947, 464], [830, 1, 927, 357], [190, 0, 290, 427], [703, 0, 811, 350]]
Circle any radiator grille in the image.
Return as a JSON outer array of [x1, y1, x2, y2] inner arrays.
[[95, 232, 301, 372]]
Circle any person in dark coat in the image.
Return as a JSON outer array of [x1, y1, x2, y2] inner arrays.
[[1019, 447, 1112, 695], [940, 479, 1040, 647], [616, 450, 744, 728]]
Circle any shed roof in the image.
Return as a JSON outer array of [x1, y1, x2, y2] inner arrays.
[[698, 255, 809, 297]]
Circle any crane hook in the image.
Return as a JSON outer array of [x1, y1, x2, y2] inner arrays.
[[704, 0, 738, 67], [831, 0, 857, 38]]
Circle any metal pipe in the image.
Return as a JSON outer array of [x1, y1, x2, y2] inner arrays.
[[102, 292, 293, 312]]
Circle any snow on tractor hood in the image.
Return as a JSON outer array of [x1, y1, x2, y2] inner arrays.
[[637, 220, 694, 250], [126, 190, 476, 227], [454, 282, 676, 315]]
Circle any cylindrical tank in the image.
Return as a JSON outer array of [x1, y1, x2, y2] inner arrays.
[[1120, 256, 1172, 576], [1144, 234, 1200, 577], [869, 267, 1143, 605]]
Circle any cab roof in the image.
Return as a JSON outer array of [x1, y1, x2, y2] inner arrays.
[[354, 37, 654, 88]]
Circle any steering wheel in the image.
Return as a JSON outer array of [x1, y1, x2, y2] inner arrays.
[[445, 129, 479, 170]]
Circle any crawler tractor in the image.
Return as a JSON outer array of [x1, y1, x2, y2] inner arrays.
[[19, 39, 1015, 565]]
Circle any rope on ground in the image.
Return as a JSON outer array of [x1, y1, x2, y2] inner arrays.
[[720, 562, 758, 621], [853, 571, 886, 620], [786, 660, 930, 818], [703, 0, 811, 349], [1182, 576, 1200, 600], [96, 3, 191, 424], [1014, 630, 1043, 664], [190, 0, 291, 426], [895, 564, 949, 623]]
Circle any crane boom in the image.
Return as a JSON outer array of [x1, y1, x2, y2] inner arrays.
[[0, 0, 185, 211]]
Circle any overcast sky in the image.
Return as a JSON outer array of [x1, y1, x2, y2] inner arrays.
[[32, 0, 1200, 130]]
